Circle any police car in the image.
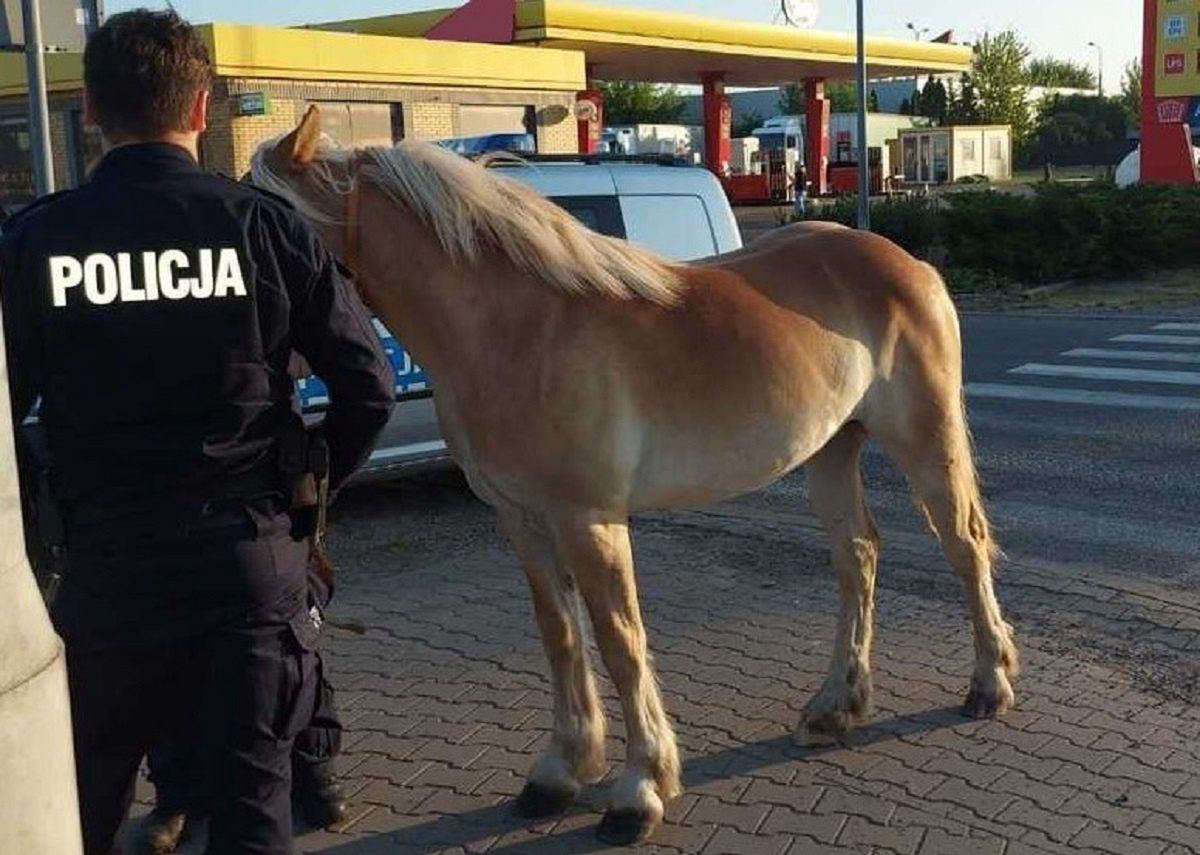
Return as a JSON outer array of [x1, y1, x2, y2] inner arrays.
[[301, 156, 744, 482]]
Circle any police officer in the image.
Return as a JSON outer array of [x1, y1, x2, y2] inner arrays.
[[0, 10, 394, 855]]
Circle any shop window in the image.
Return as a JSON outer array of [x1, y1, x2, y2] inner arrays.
[[310, 102, 404, 149], [0, 117, 35, 207]]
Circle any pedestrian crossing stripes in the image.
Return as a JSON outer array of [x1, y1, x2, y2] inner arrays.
[[1111, 334, 1200, 345], [967, 383, 1200, 412], [1063, 348, 1200, 364], [1009, 363, 1200, 386], [968, 319, 1200, 413]]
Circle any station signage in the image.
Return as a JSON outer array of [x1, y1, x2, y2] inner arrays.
[[1155, 0, 1200, 96], [234, 92, 272, 117]]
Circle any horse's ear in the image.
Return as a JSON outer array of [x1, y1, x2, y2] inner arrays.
[[271, 105, 322, 172]]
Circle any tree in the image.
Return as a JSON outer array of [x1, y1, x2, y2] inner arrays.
[[732, 110, 765, 139], [1025, 57, 1097, 90], [918, 78, 949, 124], [1032, 93, 1129, 148], [783, 81, 878, 116], [949, 73, 981, 124], [826, 81, 859, 112], [778, 84, 806, 115], [1119, 59, 1142, 128], [597, 81, 686, 124], [969, 30, 1032, 140]]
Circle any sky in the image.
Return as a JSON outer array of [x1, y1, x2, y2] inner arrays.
[[104, 0, 1143, 96]]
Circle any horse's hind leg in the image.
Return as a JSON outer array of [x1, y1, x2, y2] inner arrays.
[[500, 509, 606, 818], [553, 515, 681, 846], [876, 397, 1018, 718], [801, 422, 881, 740]]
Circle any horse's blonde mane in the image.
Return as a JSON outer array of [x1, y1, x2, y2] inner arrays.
[[251, 138, 684, 306]]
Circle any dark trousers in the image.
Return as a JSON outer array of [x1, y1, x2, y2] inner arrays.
[[56, 505, 316, 855], [147, 553, 343, 816], [147, 651, 343, 813], [67, 623, 317, 855]]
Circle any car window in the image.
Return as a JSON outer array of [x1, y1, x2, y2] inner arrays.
[[618, 195, 718, 261], [551, 195, 626, 239]]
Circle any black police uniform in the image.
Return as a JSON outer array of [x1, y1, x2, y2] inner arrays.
[[145, 554, 346, 824], [0, 142, 395, 854]]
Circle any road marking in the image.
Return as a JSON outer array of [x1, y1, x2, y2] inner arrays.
[[1152, 323, 1200, 332], [1062, 348, 1200, 364], [1111, 334, 1200, 345], [1010, 363, 1200, 385], [968, 383, 1200, 412]]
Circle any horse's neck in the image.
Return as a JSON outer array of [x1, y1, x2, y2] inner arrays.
[[362, 221, 532, 383]]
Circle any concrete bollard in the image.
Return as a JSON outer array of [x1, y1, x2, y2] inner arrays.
[[0, 311, 83, 853]]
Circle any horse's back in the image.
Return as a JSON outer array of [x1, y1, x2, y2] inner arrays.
[[709, 224, 954, 342]]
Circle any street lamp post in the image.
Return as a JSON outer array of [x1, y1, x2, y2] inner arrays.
[[20, 0, 55, 197], [1087, 41, 1104, 96], [906, 22, 930, 41], [855, 0, 869, 230]]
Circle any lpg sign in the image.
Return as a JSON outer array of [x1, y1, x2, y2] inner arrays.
[[1142, 0, 1200, 182]]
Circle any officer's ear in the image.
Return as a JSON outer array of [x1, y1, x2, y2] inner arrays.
[[276, 105, 322, 172], [189, 90, 210, 134]]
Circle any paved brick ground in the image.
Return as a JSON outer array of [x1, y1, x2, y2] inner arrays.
[[136, 482, 1200, 854]]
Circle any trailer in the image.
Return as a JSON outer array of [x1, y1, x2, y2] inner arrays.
[[601, 124, 703, 160]]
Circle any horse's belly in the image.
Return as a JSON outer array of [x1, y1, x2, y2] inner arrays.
[[628, 405, 844, 510]]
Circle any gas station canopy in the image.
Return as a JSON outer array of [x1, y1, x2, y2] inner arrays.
[[316, 0, 973, 85]]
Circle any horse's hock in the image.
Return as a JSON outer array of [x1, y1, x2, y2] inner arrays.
[[0, 314, 83, 854]]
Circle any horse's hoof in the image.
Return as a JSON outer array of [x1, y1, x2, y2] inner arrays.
[[596, 808, 657, 846], [963, 689, 1014, 719], [798, 703, 855, 743], [513, 782, 575, 819], [963, 670, 1015, 719]]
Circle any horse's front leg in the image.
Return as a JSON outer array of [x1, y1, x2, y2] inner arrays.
[[500, 509, 607, 818], [555, 515, 682, 846]]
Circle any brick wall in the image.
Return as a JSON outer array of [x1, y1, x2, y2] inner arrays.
[[405, 102, 455, 141], [537, 105, 579, 154]]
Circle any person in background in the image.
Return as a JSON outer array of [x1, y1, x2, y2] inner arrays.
[[793, 160, 809, 219]]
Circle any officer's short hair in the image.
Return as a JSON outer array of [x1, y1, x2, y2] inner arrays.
[[84, 9, 213, 139]]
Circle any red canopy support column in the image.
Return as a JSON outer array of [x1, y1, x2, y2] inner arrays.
[[805, 78, 831, 195], [577, 70, 604, 154], [702, 72, 732, 177], [1140, 0, 1199, 183]]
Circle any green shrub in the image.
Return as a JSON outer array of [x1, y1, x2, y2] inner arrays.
[[799, 182, 1200, 291]]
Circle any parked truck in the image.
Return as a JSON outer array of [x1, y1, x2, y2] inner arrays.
[[601, 124, 704, 161]]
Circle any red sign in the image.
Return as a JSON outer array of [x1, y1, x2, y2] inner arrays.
[[1157, 98, 1189, 122], [1165, 52, 1187, 74]]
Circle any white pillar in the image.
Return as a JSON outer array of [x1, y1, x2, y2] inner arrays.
[[0, 311, 82, 853]]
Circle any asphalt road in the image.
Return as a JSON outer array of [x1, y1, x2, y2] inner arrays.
[[868, 311, 1199, 584], [699, 309, 1200, 706]]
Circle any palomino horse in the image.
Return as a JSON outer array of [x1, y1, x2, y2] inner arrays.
[[252, 107, 1018, 845]]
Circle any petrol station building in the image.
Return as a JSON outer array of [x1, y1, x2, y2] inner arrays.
[[0, 0, 971, 204], [318, 0, 972, 194]]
